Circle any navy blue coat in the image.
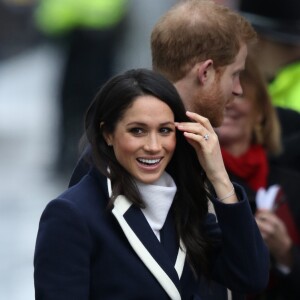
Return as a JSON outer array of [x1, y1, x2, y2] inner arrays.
[[34, 167, 269, 299]]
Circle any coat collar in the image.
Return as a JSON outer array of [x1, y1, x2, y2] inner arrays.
[[112, 195, 186, 300]]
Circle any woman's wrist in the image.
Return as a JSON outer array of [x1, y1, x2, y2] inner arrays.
[[212, 178, 238, 204], [217, 185, 235, 202]]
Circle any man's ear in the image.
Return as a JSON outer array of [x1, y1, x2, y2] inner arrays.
[[197, 59, 214, 85]]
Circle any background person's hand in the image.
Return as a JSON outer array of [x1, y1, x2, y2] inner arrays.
[[256, 209, 293, 267]]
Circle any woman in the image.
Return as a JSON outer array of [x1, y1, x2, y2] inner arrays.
[[217, 56, 300, 299], [34, 69, 268, 299]]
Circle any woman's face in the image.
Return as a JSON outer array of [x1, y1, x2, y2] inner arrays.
[[105, 95, 176, 184], [217, 84, 261, 149]]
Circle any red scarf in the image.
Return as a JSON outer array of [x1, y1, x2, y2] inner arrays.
[[221, 145, 269, 191]]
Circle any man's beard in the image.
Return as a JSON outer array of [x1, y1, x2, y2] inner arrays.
[[193, 83, 226, 128]]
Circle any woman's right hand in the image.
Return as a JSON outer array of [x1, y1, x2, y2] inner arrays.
[[176, 111, 237, 203]]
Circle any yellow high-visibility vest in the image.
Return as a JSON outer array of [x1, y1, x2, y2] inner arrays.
[[269, 61, 300, 113], [34, 0, 128, 35]]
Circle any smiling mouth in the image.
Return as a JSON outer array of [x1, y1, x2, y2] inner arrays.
[[137, 158, 162, 166]]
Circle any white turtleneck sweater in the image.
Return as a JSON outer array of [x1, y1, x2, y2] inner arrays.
[[135, 172, 177, 241]]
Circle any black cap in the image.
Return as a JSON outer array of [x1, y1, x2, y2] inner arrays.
[[239, 0, 300, 45]]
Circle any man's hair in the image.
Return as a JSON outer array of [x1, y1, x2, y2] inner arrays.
[[151, 0, 257, 82]]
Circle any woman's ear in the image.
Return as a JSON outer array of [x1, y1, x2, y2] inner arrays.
[[100, 122, 113, 146], [105, 136, 113, 147], [197, 59, 214, 85]]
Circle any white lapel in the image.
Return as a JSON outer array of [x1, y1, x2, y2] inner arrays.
[[175, 239, 186, 279], [112, 195, 186, 300]]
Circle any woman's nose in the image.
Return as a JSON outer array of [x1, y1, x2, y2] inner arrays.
[[144, 134, 161, 152], [232, 77, 243, 97]]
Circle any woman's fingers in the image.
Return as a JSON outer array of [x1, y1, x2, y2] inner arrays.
[[176, 112, 216, 144], [175, 111, 228, 184], [186, 111, 214, 131]]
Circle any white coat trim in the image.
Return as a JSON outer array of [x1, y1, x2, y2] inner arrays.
[[175, 240, 186, 278], [112, 195, 182, 300]]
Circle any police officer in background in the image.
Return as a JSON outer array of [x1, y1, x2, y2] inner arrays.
[[34, 0, 129, 176]]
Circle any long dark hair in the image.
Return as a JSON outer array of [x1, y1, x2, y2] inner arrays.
[[85, 68, 212, 277]]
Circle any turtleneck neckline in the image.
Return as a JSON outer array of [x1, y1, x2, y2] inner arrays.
[[135, 172, 177, 241]]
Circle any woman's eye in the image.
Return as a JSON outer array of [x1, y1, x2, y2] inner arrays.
[[160, 127, 173, 134], [129, 128, 144, 135], [233, 71, 241, 78]]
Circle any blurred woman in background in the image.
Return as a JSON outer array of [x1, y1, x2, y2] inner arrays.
[[217, 55, 300, 300]]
